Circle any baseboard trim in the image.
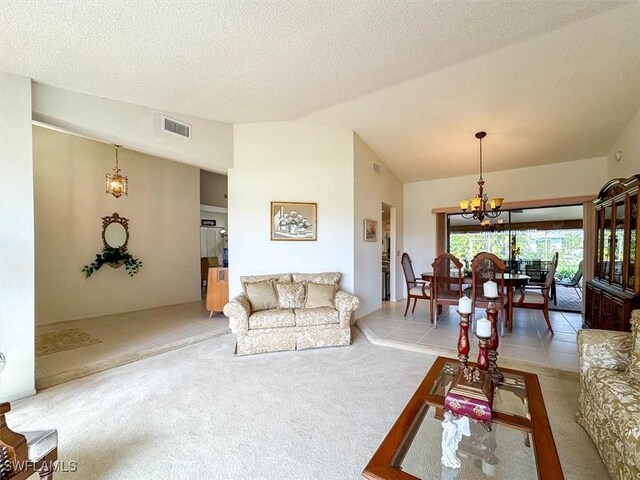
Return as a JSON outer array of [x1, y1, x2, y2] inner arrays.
[[0, 388, 37, 403]]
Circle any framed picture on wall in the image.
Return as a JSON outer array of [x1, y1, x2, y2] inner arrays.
[[271, 202, 317, 241], [364, 219, 378, 242]]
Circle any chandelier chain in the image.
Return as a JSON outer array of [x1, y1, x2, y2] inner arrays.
[[479, 136, 483, 181], [114, 145, 120, 173]]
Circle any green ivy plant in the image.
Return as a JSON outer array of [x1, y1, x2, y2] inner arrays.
[[82, 247, 143, 278]]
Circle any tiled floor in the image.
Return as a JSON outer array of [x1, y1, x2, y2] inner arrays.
[[357, 301, 582, 375], [35, 301, 229, 389], [551, 284, 583, 312]]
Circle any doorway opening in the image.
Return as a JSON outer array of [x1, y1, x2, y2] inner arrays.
[[447, 204, 584, 312], [382, 203, 397, 303], [199, 205, 228, 297]]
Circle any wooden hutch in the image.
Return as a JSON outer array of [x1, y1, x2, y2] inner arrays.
[[585, 175, 640, 331]]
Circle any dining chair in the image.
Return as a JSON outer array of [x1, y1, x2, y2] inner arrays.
[[470, 252, 507, 333], [431, 253, 463, 328], [0, 402, 58, 480], [513, 252, 558, 334], [524, 252, 559, 305], [401, 253, 430, 317], [558, 260, 583, 298], [525, 260, 546, 285], [525, 253, 558, 304]]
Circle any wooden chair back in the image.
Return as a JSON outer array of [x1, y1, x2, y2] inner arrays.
[[471, 252, 506, 306], [401, 253, 417, 286], [431, 253, 463, 301], [545, 252, 559, 289]]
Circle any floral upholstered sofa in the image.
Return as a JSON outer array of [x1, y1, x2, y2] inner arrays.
[[576, 309, 640, 480], [223, 272, 360, 355]]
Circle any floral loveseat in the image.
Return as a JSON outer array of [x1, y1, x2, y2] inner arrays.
[[576, 310, 640, 480], [223, 272, 360, 356]]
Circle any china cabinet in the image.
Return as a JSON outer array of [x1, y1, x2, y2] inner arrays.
[[585, 175, 640, 331]]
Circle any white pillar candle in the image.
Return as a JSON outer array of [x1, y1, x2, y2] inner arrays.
[[458, 296, 472, 314], [483, 280, 498, 298], [476, 318, 492, 338]]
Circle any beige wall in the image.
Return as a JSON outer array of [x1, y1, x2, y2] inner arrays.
[[607, 108, 640, 179], [403, 156, 608, 290], [0, 72, 35, 402], [200, 170, 228, 207], [34, 126, 201, 325], [229, 121, 355, 297], [354, 134, 404, 318]]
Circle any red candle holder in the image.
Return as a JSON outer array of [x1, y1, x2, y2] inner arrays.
[[457, 311, 471, 368], [485, 297, 504, 384], [476, 335, 490, 371]]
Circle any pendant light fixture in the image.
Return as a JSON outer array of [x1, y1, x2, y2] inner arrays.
[[106, 144, 128, 198], [459, 131, 503, 222]]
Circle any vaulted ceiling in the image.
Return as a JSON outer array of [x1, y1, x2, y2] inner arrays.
[[1, 1, 639, 181]]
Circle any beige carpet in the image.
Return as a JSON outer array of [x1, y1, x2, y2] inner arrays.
[[11, 329, 608, 479]]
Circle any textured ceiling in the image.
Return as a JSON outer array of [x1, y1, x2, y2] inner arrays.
[[304, 3, 640, 181], [1, 1, 638, 181]]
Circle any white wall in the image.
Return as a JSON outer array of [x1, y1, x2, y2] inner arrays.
[[32, 83, 233, 174], [353, 135, 404, 318], [607, 108, 640, 179], [0, 73, 35, 402], [34, 126, 201, 324], [404, 157, 608, 284], [229, 122, 355, 296], [200, 211, 228, 227]]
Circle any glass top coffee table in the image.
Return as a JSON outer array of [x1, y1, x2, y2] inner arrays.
[[363, 357, 563, 480]]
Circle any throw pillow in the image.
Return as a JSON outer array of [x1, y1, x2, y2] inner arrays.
[[244, 280, 278, 312], [628, 310, 640, 382], [276, 282, 306, 309], [292, 272, 341, 285], [305, 282, 337, 308]]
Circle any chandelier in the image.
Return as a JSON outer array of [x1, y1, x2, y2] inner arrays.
[[105, 144, 128, 198], [459, 131, 503, 222], [481, 218, 506, 232]]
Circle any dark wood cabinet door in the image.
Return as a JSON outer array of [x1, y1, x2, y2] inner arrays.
[[601, 293, 613, 330], [585, 284, 595, 328], [611, 297, 626, 331]]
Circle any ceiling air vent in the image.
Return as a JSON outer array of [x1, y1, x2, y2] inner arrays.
[[162, 116, 191, 139], [372, 162, 381, 174]]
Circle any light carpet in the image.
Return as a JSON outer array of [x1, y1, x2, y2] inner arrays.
[[11, 329, 607, 479]]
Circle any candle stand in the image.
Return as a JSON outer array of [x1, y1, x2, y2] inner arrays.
[[444, 329, 495, 430], [456, 311, 471, 369], [476, 334, 490, 371], [485, 297, 504, 384]]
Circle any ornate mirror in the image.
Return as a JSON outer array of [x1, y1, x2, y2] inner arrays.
[[102, 212, 129, 250]]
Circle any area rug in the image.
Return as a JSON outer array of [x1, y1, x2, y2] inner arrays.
[[13, 329, 608, 479], [35, 328, 102, 357]]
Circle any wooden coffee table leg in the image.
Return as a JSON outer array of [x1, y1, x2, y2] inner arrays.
[[434, 406, 444, 420]]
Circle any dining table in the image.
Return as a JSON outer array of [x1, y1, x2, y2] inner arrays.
[[420, 271, 530, 332]]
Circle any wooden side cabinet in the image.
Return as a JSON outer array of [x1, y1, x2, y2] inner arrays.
[[585, 175, 640, 331], [206, 267, 229, 316]]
